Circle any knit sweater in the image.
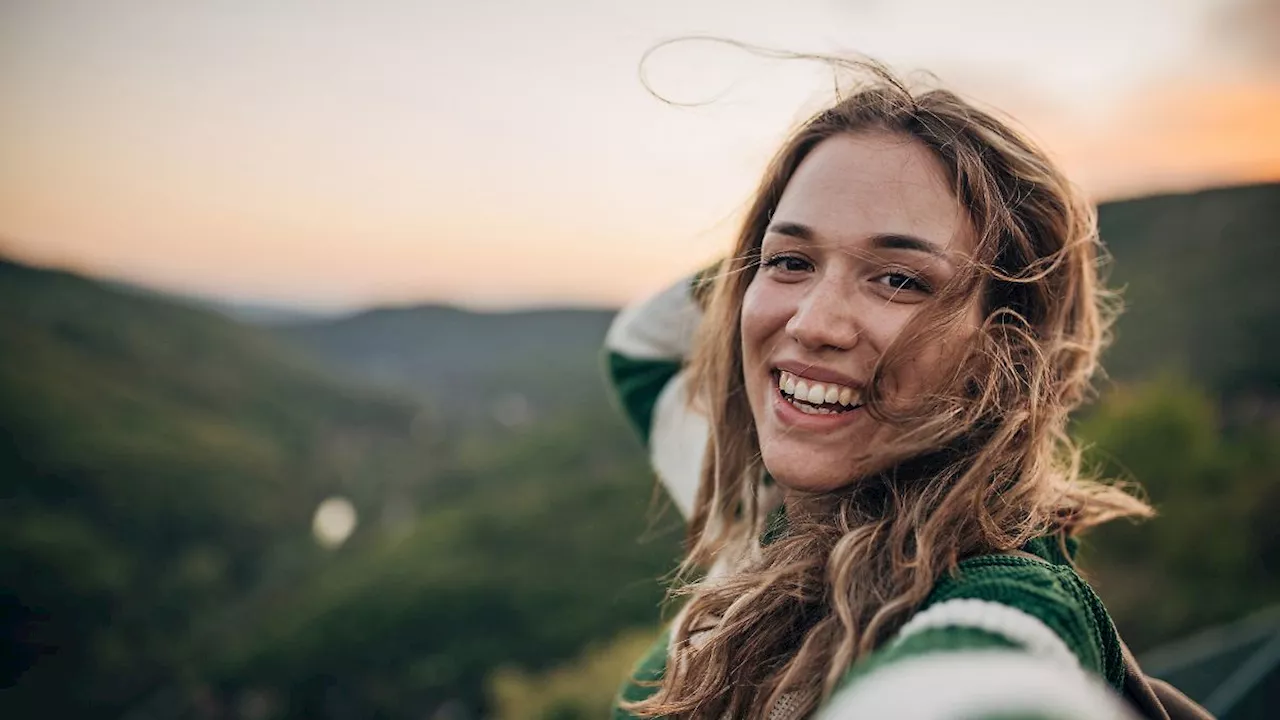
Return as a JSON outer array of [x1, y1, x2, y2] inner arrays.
[[603, 275, 1137, 720]]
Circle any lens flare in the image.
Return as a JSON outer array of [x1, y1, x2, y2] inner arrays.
[[312, 496, 357, 549]]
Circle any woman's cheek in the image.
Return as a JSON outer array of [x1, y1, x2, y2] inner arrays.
[[741, 280, 788, 347], [866, 309, 933, 402], [887, 320, 975, 402]]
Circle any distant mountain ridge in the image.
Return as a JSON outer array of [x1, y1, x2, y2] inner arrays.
[[272, 304, 619, 428], [92, 277, 343, 325]]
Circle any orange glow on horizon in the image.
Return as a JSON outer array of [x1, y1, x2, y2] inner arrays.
[[1039, 81, 1280, 200]]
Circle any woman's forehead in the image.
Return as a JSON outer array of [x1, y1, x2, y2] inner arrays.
[[771, 132, 975, 256]]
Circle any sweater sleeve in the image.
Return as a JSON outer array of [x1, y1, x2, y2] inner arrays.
[[816, 557, 1136, 720], [603, 274, 709, 519], [611, 628, 669, 719]]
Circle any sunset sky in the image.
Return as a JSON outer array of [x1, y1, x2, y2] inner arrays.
[[2, 0, 1278, 310]]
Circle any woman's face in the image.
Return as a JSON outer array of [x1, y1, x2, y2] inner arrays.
[[741, 131, 983, 495]]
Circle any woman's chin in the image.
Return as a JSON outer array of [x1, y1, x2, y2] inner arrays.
[[763, 453, 865, 497]]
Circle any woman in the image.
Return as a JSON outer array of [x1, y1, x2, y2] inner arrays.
[[604, 62, 1164, 719]]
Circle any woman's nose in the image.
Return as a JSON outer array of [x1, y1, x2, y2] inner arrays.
[[785, 279, 862, 352]]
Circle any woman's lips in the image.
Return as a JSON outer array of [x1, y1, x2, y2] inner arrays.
[[771, 383, 863, 430]]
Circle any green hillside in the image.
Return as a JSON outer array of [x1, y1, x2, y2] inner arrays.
[[1100, 182, 1280, 399], [0, 258, 430, 716], [213, 408, 680, 719], [0, 259, 679, 718]]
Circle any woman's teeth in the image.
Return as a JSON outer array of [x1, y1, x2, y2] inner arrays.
[[777, 371, 861, 414]]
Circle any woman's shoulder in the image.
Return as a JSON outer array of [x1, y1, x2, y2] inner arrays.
[[914, 536, 1124, 688], [818, 539, 1131, 718], [611, 538, 1133, 719]]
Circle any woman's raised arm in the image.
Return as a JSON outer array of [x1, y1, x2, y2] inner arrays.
[[603, 273, 710, 519]]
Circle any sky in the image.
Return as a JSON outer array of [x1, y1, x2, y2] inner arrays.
[[1, 0, 1278, 310]]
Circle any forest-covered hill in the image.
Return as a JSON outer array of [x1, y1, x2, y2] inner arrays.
[[1098, 183, 1280, 400], [0, 258, 426, 715], [0, 259, 678, 719]]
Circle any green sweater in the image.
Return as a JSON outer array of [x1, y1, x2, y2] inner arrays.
[[602, 275, 1136, 720], [612, 537, 1128, 719]]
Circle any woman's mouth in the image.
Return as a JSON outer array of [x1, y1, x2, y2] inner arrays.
[[774, 370, 864, 416]]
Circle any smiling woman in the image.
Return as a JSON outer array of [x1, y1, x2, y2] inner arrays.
[[602, 61, 1211, 720]]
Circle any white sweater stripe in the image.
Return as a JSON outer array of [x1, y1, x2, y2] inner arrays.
[[892, 598, 1080, 669], [649, 370, 707, 519], [815, 650, 1135, 720]]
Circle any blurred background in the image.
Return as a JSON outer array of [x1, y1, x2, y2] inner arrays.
[[1, 1, 1277, 718]]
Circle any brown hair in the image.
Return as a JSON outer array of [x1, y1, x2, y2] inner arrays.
[[624, 59, 1152, 718]]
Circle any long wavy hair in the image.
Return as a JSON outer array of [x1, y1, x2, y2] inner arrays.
[[624, 60, 1153, 718]]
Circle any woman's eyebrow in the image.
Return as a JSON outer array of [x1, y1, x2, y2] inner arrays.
[[869, 233, 947, 258], [765, 221, 947, 258], [766, 221, 817, 242]]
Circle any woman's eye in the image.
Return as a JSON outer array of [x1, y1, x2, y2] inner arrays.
[[762, 254, 813, 273], [875, 272, 929, 293]]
